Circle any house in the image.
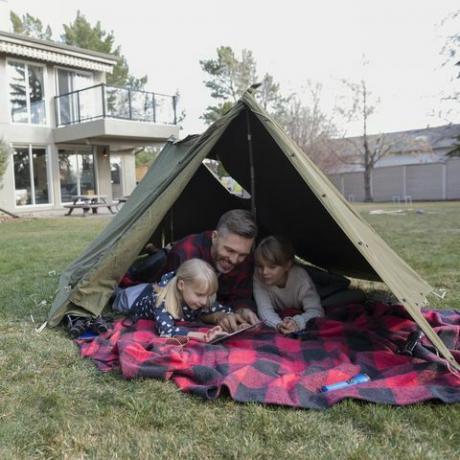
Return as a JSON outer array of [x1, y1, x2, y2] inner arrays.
[[326, 124, 460, 202], [0, 26, 179, 214]]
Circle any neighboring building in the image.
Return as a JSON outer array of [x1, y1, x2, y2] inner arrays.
[[327, 124, 460, 202], [0, 28, 179, 214]]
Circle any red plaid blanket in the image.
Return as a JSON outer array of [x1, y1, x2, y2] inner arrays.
[[77, 303, 460, 409]]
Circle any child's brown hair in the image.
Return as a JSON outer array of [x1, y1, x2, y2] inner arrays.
[[254, 236, 295, 266]]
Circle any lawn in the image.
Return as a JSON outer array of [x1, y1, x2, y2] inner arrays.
[[1, 202, 460, 459]]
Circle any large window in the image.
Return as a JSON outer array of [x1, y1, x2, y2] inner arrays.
[[8, 61, 46, 125], [13, 146, 50, 206], [59, 150, 96, 202], [56, 69, 92, 125]]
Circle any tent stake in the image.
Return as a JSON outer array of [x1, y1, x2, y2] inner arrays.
[[246, 111, 256, 219]]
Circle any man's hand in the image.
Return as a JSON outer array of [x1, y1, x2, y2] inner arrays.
[[218, 313, 240, 332], [234, 308, 259, 326], [277, 317, 299, 335], [218, 309, 259, 333]]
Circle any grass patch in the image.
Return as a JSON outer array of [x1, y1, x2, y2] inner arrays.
[[1, 205, 460, 459]]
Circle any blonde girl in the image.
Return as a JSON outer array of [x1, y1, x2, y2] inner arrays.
[[131, 258, 232, 341], [254, 236, 324, 335]]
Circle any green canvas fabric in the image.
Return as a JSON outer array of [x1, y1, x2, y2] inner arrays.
[[47, 89, 459, 370], [47, 105, 242, 326]]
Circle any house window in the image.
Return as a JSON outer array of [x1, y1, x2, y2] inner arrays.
[[59, 149, 96, 202], [8, 61, 46, 125], [56, 69, 93, 125], [13, 146, 50, 206]]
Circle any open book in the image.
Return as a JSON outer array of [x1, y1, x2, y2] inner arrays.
[[208, 321, 263, 344]]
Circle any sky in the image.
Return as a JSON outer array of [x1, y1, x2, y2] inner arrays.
[[5, 0, 460, 136]]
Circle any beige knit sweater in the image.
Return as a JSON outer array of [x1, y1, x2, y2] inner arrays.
[[253, 265, 324, 330]]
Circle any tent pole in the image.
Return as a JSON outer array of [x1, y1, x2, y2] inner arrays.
[[246, 111, 256, 219]]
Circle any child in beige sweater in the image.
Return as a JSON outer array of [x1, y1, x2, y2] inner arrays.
[[253, 236, 324, 335]]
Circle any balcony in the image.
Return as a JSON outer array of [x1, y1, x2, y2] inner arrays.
[[53, 84, 180, 145]]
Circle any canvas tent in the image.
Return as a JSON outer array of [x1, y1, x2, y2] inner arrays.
[[47, 88, 459, 371]]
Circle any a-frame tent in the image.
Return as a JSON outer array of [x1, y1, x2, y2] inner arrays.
[[47, 88, 459, 371]]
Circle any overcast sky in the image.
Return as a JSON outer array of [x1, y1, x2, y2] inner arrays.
[[7, 0, 460, 136]]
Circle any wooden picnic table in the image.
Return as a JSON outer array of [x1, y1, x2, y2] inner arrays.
[[115, 195, 130, 211], [64, 194, 116, 216]]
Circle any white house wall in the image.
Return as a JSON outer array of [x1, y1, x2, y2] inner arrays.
[[120, 151, 136, 195], [96, 146, 112, 198]]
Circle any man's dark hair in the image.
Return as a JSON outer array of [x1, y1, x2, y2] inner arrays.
[[216, 209, 257, 239]]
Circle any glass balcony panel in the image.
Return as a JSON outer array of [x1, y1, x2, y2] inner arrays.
[[131, 90, 154, 121], [105, 87, 130, 119], [155, 94, 176, 125], [78, 86, 101, 122], [55, 84, 176, 126]]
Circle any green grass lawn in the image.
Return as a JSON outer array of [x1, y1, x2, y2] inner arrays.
[[1, 203, 460, 459]]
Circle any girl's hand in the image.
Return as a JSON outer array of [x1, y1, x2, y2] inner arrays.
[[277, 317, 299, 335], [205, 325, 229, 343], [186, 331, 209, 342], [187, 326, 229, 343]]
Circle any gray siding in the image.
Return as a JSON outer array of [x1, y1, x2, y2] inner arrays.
[[328, 174, 342, 193], [372, 166, 405, 202], [343, 172, 365, 201], [406, 164, 443, 200], [447, 159, 460, 199], [327, 161, 460, 202]]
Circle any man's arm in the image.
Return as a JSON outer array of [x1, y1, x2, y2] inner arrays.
[[163, 235, 203, 273]]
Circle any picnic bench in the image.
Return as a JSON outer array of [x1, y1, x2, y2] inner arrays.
[[115, 195, 130, 211], [64, 195, 116, 216]]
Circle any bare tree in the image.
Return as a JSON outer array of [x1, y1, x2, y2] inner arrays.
[[276, 82, 339, 172], [441, 10, 460, 155], [334, 78, 394, 202]]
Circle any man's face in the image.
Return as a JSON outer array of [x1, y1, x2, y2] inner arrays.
[[210, 230, 254, 274]]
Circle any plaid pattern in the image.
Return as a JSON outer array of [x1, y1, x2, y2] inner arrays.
[[77, 302, 460, 409], [164, 231, 255, 311]]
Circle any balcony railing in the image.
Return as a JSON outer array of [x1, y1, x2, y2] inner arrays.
[[54, 83, 177, 127]]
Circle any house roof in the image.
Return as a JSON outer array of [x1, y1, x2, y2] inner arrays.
[[0, 30, 117, 73], [329, 123, 460, 173]]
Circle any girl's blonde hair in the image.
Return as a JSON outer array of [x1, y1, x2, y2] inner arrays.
[[255, 235, 295, 267], [155, 258, 218, 319]]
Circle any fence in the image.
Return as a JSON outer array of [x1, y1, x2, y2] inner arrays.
[[328, 158, 460, 202]]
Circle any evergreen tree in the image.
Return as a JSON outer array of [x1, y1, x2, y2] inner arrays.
[[200, 46, 286, 124], [61, 11, 146, 88], [10, 11, 53, 40]]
